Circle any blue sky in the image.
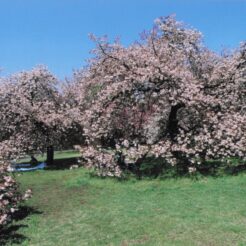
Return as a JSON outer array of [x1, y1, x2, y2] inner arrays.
[[0, 0, 245, 79]]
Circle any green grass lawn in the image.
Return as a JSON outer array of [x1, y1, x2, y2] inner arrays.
[[16, 150, 81, 163], [4, 169, 246, 246]]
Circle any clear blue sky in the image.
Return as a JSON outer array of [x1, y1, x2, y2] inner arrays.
[[0, 0, 245, 79]]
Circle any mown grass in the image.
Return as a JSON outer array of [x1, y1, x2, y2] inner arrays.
[[4, 168, 246, 246]]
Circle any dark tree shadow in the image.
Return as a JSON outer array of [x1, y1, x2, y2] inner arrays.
[[18, 156, 80, 171], [46, 157, 80, 170], [119, 157, 246, 180], [0, 206, 42, 245], [196, 161, 246, 177]]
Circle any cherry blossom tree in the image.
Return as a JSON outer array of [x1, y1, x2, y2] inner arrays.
[[0, 66, 69, 163], [0, 73, 32, 228], [71, 16, 245, 176]]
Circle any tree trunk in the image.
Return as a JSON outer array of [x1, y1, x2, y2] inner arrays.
[[167, 103, 185, 140], [46, 145, 54, 165]]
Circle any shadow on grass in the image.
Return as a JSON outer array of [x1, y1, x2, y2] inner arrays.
[[196, 161, 246, 177], [0, 206, 42, 245], [18, 155, 246, 179], [46, 157, 79, 170], [18, 157, 80, 171], [120, 158, 246, 180]]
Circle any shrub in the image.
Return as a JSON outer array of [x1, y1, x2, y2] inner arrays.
[[0, 160, 31, 227]]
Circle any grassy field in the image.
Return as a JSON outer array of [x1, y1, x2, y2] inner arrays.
[[3, 168, 246, 246]]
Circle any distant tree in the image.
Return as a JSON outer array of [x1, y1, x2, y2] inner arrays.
[[60, 81, 85, 149], [0, 66, 70, 164]]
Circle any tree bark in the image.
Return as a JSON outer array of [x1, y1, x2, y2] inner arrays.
[[46, 145, 54, 165], [167, 103, 185, 140]]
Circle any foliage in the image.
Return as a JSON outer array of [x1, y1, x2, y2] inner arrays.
[[0, 66, 56, 158], [71, 16, 246, 176], [0, 66, 77, 159], [0, 160, 31, 227]]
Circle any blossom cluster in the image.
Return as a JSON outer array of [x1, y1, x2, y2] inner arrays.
[[0, 161, 32, 226]]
